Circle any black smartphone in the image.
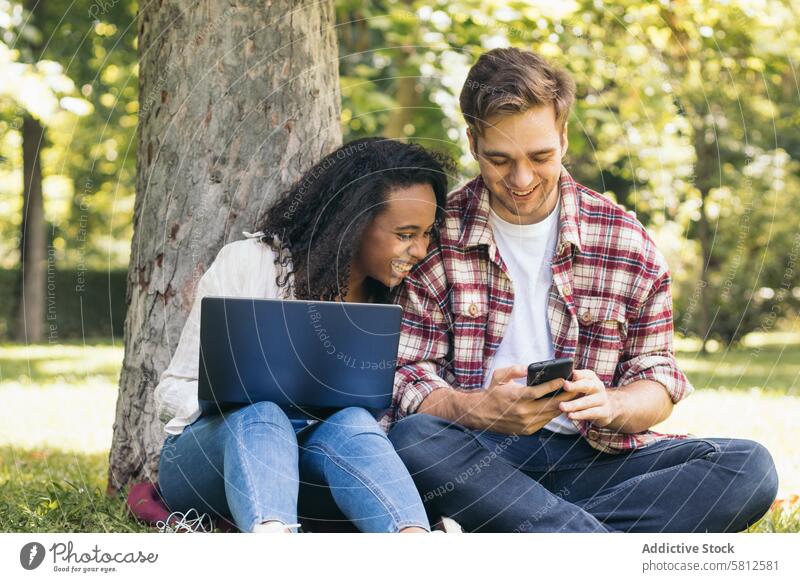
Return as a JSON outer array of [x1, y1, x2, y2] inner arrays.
[[527, 357, 574, 399]]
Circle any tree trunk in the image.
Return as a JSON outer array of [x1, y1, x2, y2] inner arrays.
[[661, 6, 715, 352], [14, 114, 47, 343], [14, 0, 48, 344], [384, 50, 419, 139], [696, 184, 712, 354], [382, 0, 418, 139], [108, 0, 341, 493], [694, 125, 717, 355], [383, 60, 422, 138]]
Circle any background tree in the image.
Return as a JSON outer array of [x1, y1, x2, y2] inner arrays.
[[1, 0, 130, 340], [106, 0, 342, 492], [13, 0, 50, 343], [1, 0, 94, 342], [15, 116, 45, 342]]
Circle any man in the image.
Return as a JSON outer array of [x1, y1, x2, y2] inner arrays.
[[384, 48, 778, 533]]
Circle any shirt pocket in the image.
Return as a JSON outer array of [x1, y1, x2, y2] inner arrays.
[[574, 296, 628, 385], [451, 285, 488, 321]]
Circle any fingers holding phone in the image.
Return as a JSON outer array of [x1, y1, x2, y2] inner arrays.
[[559, 369, 616, 427], [528, 377, 573, 404], [527, 358, 577, 401], [469, 364, 563, 434], [488, 364, 529, 388]]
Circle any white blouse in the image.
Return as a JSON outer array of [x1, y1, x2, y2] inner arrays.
[[154, 234, 291, 435]]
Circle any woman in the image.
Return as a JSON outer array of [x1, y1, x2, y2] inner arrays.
[[155, 137, 451, 533]]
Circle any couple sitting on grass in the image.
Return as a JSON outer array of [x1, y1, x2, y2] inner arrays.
[[155, 48, 778, 533]]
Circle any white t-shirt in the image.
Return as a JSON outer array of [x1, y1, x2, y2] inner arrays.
[[485, 202, 578, 435]]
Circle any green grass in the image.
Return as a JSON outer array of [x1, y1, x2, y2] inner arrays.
[[0, 336, 798, 532], [0, 341, 121, 452], [0, 341, 151, 533], [748, 497, 800, 533], [675, 332, 800, 396], [0, 340, 122, 387], [0, 447, 151, 533]]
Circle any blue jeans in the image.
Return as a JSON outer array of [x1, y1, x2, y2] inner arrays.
[[158, 402, 430, 532], [388, 414, 778, 533]]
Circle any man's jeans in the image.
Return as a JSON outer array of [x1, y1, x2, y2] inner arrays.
[[158, 402, 430, 532], [388, 414, 778, 533]]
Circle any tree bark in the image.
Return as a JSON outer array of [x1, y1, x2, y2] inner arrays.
[[14, 114, 47, 343], [108, 0, 341, 493]]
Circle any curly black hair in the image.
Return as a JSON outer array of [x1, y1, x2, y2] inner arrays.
[[257, 137, 453, 301]]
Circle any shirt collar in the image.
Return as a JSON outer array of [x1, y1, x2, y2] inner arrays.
[[557, 168, 582, 254], [460, 167, 583, 253], [459, 175, 494, 249]]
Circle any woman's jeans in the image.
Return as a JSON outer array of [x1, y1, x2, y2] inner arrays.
[[388, 414, 779, 533], [158, 402, 430, 532]]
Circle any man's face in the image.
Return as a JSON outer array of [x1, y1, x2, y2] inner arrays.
[[469, 105, 568, 225]]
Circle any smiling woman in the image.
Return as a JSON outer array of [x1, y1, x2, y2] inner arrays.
[[152, 137, 453, 533], [350, 183, 439, 294], [257, 137, 453, 302]]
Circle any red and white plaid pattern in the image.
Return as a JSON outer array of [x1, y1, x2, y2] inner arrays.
[[382, 169, 694, 453]]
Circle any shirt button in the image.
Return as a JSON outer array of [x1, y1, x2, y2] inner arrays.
[[562, 284, 572, 296], [468, 303, 479, 316], [580, 310, 593, 324], [587, 429, 599, 440]]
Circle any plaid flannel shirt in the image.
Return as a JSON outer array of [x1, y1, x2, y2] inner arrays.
[[382, 169, 694, 453]]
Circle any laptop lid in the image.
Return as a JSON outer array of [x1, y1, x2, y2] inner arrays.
[[198, 297, 402, 416]]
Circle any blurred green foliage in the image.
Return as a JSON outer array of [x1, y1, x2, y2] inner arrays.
[[335, 0, 800, 344], [1, 0, 137, 269], [0, 268, 126, 339], [1, 0, 798, 343]]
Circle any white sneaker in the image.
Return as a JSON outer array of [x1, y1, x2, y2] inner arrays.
[[156, 508, 212, 533], [432, 516, 464, 533], [252, 521, 301, 533]]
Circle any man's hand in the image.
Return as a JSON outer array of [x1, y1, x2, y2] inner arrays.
[[558, 369, 617, 427], [419, 365, 578, 435]]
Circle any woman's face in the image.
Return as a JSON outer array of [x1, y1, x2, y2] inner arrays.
[[352, 183, 438, 290]]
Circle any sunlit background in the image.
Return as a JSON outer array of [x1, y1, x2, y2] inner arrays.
[[0, 0, 798, 531]]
